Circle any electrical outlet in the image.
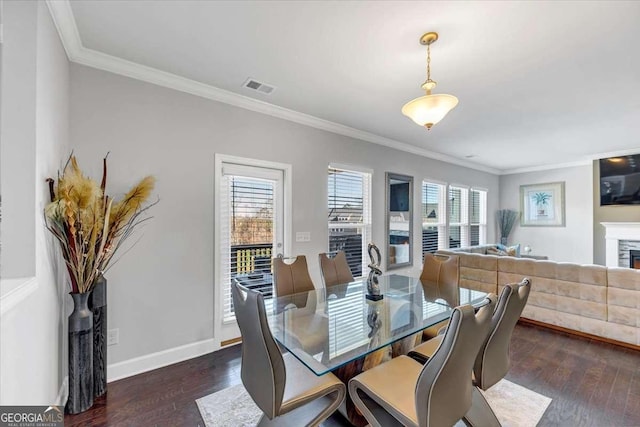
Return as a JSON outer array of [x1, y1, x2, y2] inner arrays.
[[107, 328, 119, 346], [296, 231, 311, 242]]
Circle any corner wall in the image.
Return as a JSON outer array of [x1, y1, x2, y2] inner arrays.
[[0, 2, 69, 405], [499, 164, 593, 264]]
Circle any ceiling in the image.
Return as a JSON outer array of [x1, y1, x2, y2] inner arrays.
[[62, 0, 640, 174]]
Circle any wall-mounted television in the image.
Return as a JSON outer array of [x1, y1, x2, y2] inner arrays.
[[390, 182, 410, 211], [600, 155, 640, 205]]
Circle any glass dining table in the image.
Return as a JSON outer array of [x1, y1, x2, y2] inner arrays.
[[265, 274, 489, 376]]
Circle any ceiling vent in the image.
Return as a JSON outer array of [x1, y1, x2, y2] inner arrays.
[[242, 78, 276, 95]]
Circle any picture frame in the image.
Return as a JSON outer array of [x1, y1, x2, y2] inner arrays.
[[520, 181, 565, 227]]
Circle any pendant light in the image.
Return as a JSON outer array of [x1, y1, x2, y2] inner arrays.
[[401, 32, 459, 130]]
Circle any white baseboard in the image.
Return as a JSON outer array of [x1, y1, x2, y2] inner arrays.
[[56, 376, 68, 406], [107, 338, 218, 382]]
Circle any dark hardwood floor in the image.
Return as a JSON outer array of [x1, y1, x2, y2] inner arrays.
[[65, 323, 640, 426]]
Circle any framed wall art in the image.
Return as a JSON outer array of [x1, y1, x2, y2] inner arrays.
[[520, 182, 565, 227]]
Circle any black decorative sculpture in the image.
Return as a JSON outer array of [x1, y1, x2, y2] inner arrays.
[[366, 243, 383, 301]]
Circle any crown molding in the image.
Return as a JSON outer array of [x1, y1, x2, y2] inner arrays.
[[589, 147, 640, 162], [501, 146, 640, 175], [46, 0, 501, 175], [500, 160, 592, 175]]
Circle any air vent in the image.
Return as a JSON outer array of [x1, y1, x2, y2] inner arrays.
[[242, 78, 276, 95]]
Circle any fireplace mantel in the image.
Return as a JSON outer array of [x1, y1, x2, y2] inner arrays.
[[602, 222, 640, 267]]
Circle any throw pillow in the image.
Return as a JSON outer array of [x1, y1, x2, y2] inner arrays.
[[487, 246, 508, 256], [497, 243, 521, 257]]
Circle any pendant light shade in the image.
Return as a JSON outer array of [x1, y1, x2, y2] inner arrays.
[[401, 94, 459, 130], [402, 32, 458, 130]]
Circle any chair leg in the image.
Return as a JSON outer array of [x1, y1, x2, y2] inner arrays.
[[461, 387, 501, 427], [349, 386, 404, 427], [257, 389, 344, 427]]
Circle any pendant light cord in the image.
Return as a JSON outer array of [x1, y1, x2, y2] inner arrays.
[[426, 43, 431, 82]]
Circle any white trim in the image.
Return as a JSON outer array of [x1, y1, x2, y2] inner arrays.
[[213, 154, 292, 345], [0, 277, 38, 315], [56, 376, 68, 406], [449, 183, 470, 190], [107, 338, 219, 382], [601, 222, 640, 268], [422, 177, 448, 187], [329, 162, 374, 176], [45, 0, 500, 175], [592, 148, 640, 162], [501, 160, 591, 175]]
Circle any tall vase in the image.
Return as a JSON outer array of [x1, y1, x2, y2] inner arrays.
[[67, 292, 94, 414], [90, 275, 107, 397]]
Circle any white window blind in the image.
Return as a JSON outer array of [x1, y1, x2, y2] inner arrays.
[[448, 186, 469, 248], [422, 181, 447, 254], [327, 285, 369, 357], [221, 174, 276, 322], [470, 189, 487, 246], [328, 167, 371, 278]]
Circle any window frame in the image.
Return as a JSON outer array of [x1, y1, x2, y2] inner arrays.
[[327, 164, 372, 278], [421, 180, 448, 255], [448, 184, 470, 249], [470, 187, 488, 246], [421, 179, 489, 252]]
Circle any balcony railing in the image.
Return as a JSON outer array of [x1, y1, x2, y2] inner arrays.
[[231, 243, 274, 297]]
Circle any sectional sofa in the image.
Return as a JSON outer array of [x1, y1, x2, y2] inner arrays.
[[436, 249, 640, 348]]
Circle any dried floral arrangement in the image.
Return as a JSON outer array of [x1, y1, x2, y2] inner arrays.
[[496, 209, 519, 241], [45, 154, 156, 293]]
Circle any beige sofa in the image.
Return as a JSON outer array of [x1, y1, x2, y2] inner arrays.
[[436, 250, 639, 347]]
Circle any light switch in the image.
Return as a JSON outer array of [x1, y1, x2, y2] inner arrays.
[[296, 232, 311, 242]]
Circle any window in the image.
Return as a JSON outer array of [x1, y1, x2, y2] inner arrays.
[[448, 186, 469, 249], [219, 164, 284, 323], [470, 189, 487, 246], [328, 166, 371, 277], [422, 181, 447, 255], [422, 182, 489, 252]]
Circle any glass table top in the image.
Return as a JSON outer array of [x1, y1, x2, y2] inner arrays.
[[266, 274, 489, 376]]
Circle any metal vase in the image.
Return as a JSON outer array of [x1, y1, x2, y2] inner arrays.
[[66, 292, 94, 414], [90, 275, 107, 397]]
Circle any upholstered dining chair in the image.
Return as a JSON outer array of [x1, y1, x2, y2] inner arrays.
[[272, 255, 328, 355], [272, 255, 316, 313], [231, 282, 345, 427], [348, 295, 497, 427], [419, 253, 460, 339], [409, 278, 531, 426], [319, 251, 354, 288]]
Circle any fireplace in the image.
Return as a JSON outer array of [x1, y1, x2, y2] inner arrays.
[[630, 250, 640, 269], [602, 222, 640, 267]]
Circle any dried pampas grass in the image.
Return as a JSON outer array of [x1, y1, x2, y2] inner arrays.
[[45, 154, 157, 293]]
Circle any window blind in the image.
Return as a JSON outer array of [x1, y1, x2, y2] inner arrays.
[[422, 181, 447, 254], [328, 167, 371, 277], [326, 285, 369, 357], [470, 189, 487, 246], [448, 186, 469, 248], [221, 175, 276, 322]]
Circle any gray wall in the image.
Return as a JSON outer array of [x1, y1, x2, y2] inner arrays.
[[0, 2, 69, 404], [70, 64, 499, 364], [0, 0, 37, 278], [593, 159, 640, 265], [499, 164, 593, 264]]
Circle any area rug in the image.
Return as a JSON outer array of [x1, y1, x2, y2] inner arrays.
[[196, 379, 551, 427]]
